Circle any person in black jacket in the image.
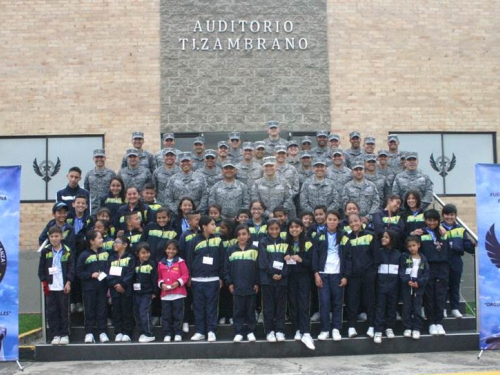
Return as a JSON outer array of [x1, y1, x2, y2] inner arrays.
[[224, 225, 260, 343], [285, 218, 315, 350], [371, 195, 405, 245], [76, 230, 110, 344], [38, 226, 75, 345], [373, 230, 401, 344], [399, 235, 430, 340], [133, 242, 158, 343]]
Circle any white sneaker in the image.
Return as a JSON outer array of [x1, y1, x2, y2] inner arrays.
[[138, 334, 145, 342], [84, 333, 95, 343], [174, 335, 182, 342], [403, 329, 412, 338], [443, 309, 448, 318], [247, 333, 256, 342], [412, 330, 421, 340], [219, 317, 226, 324], [310, 312, 320, 322], [366, 327, 375, 338], [332, 329, 342, 342], [374, 332, 382, 344], [385, 328, 395, 339], [421, 307, 427, 320], [76, 302, 84, 313], [429, 324, 438, 335], [139, 335, 155, 343], [451, 309, 463, 318], [318, 331, 329, 341], [59, 336, 69, 345], [294, 330, 302, 341], [358, 312, 367, 321], [182, 322, 189, 333], [51, 336, 61, 345], [99, 333, 109, 343], [436, 324, 446, 335], [121, 334, 131, 342], [207, 332, 216, 342], [233, 334, 243, 343], [266, 331, 277, 342], [164, 335, 171, 342], [276, 332, 286, 342], [114, 333, 123, 342], [301, 334, 315, 350], [348, 327, 357, 338], [191, 333, 205, 341], [70, 303, 76, 314]]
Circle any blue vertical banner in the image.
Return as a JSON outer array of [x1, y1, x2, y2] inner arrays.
[[0, 166, 21, 361], [476, 163, 500, 350]]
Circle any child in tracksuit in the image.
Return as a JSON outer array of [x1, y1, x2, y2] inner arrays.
[[158, 240, 190, 342], [313, 210, 349, 342], [420, 209, 449, 336], [133, 242, 158, 343], [285, 218, 315, 350], [224, 224, 259, 343], [342, 213, 379, 339], [258, 219, 290, 343], [186, 215, 225, 342], [441, 204, 475, 318], [399, 235, 430, 340], [39, 202, 76, 250], [218, 219, 237, 325], [373, 230, 401, 344], [38, 226, 74, 345], [107, 234, 136, 342], [76, 230, 110, 343], [141, 207, 178, 263]]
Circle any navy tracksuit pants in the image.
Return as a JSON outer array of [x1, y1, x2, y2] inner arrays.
[[46, 291, 70, 339], [374, 287, 398, 332], [112, 294, 134, 336], [233, 294, 257, 336], [262, 284, 287, 334], [424, 263, 449, 325], [288, 272, 311, 334], [162, 298, 185, 336], [318, 273, 344, 332], [401, 284, 424, 331], [134, 294, 153, 337], [192, 280, 220, 335], [346, 271, 376, 328], [83, 287, 108, 335]]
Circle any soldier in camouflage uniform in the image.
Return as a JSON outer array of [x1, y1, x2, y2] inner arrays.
[[262, 120, 288, 156], [254, 141, 267, 165], [300, 158, 341, 213], [228, 131, 243, 163], [392, 152, 434, 209], [300, 136, 313, 152], [341, 163, 380, 222], [363, 154, 391, 209], [193, 149, 223, 191], [209, 161, 250, 219], [235, 142, 263, 188], [118, 148, 153, 192], [344, 131, 363, 169], [84, 149, 116, 213], [376, 149, 395, 187], [216, 140, 232, 168], [120, 131, 156, 174], [251, 156, 294, 218], [165, 152, 209, 214], [274, 144, 300, 198], [154, 132, 182, 168], [153, 148, 180, 206], [189, 136, 205, 172], [286, 140, 301, 169], [297, 151, 314, 187], [351, 136, 376, 167], [310, 130, 330, 159], [387, 134, 406, 175], [327, 149, 352, 187]]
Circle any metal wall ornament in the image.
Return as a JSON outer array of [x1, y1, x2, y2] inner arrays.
[[430, 153, 456, 177], [33, 157, 61, 182]]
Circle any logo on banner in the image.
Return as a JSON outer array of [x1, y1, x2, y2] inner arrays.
[[0, 240, 5, 285], [430, 153, 456, 177], [33, 157, 61, 182]]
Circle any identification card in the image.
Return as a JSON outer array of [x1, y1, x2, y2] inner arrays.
[[109, 266, 122, 276], [252, 241, 259, 247], [98, 272, 107, 281], [286, 259, 297, 265], [405, 268, 412, 275], [48, 267, 59, 275], [388, 264, 399, 274], [133, 283, 141, 291], [378, 264, 389, 274], [273, 261, 284, 270], [203, 256, 214, 265]]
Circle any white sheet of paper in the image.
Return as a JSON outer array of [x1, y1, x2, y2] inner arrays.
[[133, 283, 141, 291], [202, 256, 214, 265], [98, 272, 107, 281], [405, 268, 412, 275], [286, 259, 297, 265], [378, 264, 389, 274], [388, 264, 399, 274], [252, 241, 259, 247], [273, 261, 284, 270], [109, 266, 122, 276], [48, 267, 59, 275]]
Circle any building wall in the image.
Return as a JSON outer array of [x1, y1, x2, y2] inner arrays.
[[2, 0, 498, 255]]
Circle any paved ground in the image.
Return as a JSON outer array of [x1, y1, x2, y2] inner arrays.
[[1, 351, 499, 375]]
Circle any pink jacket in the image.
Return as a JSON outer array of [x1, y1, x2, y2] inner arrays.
[[157, 256, 190, 298]]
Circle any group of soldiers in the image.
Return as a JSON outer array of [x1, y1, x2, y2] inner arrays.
[[84, 121, 434, 219]]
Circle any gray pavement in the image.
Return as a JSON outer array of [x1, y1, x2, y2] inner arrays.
[[1, 351, 500, 375]]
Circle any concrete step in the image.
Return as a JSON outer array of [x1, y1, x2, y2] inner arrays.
[[33, 331, 479, 361]]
